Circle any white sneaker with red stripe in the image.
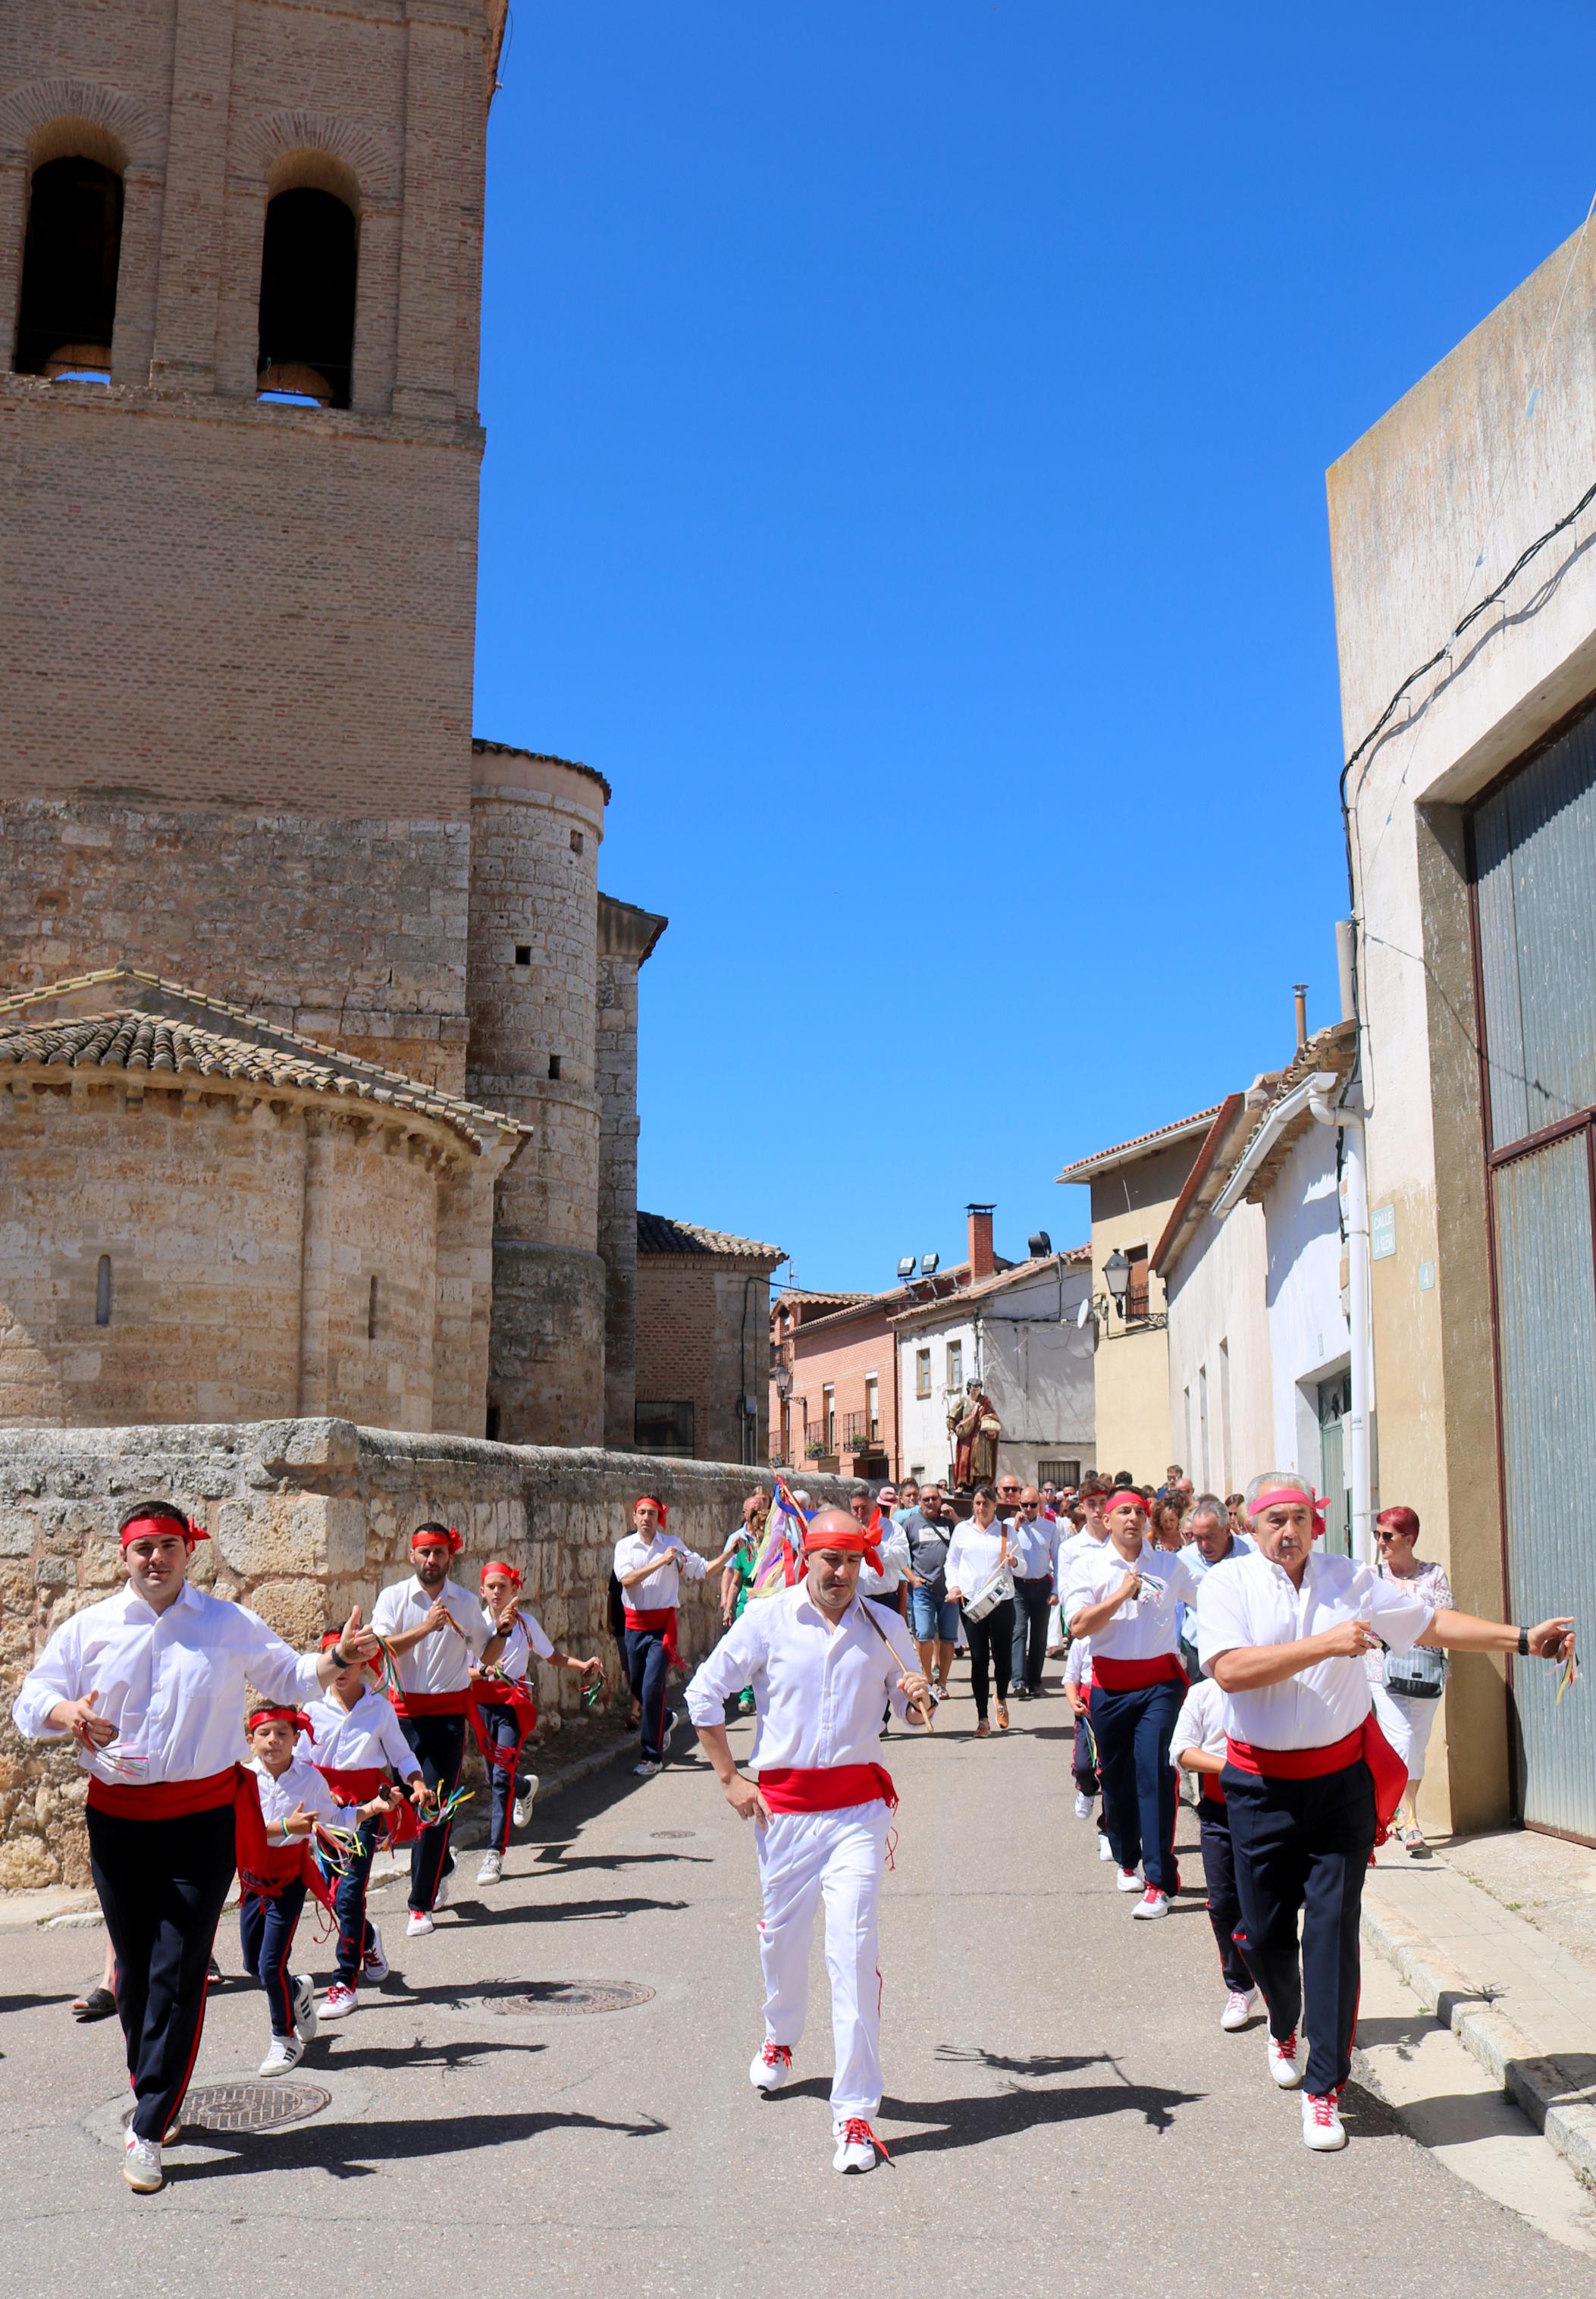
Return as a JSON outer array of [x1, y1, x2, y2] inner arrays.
[[1302, 2090, 1347, 2150], [749, 2041, 793, 2094], [832, 2117, 889, 2173], [1131, 1887, 1169, 1920], [1268, 2030, 1305, 2088], [321, 1981, 359, 2021], [1115, 1865, 1143, 1893], [1221, 1987, 1259, 2031]]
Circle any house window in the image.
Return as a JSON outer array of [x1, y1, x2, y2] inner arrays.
[[823, 1383, 836, 1449], [946, 1340, 963, 1392], [485, 1403, 501, 1441], [547, 1055, 561, 1080], [635, 1398, 695, 1457], [1038, 1457, 1081, 1488], [95, 1253, 112, 1327], [257, 186, 358, 408], [914, 1347, 932, 1399], [15, 155, 124, 377], [514, 946, 531, 966], [1125, 1244, 1150, 1322], [864, 1373, 880, 1441], [570, 830, 584, 855]]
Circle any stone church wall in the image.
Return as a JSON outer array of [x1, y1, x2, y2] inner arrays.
[[0, 1419, 845, 1889]]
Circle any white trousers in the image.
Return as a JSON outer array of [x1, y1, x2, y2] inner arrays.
[[756, 1800, 889, 2121]]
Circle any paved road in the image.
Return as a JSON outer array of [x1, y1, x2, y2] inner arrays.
[[5, 1673, 1592, 2296]]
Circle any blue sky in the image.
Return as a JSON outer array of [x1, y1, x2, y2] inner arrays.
[[473, 2, 1596, 1291]]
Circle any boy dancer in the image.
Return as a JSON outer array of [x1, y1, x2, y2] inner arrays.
[[1168, 1673, 1258, 2031], [306, 1636, 431, 2018], [613, 1497, 742, 1777], [686, 1506, 932, 2175], [372, 1523, 516, 1935], [471, 1559, 602, 1884]]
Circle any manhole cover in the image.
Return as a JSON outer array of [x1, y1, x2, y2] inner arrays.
[[124, 2081, 331, 2134], [491, 1981, 654, 2016], [650, 1829, 694, 1840]]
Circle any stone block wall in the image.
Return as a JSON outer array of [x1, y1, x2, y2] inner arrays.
[[0, 1417, 845, 1890]]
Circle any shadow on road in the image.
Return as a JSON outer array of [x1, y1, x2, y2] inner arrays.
[[311, 2036, 549, 2072], [528, 1847, 715, 1873], [773, 2044, 1204, 2151], [437, 1894, 690, 1928], [164, 2107, 669, 2182]]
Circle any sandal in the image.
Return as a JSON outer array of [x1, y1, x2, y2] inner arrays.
[[996, 1702, 1011, 1731], [976, 1719, 991, 1739], [71, 1985, 117, 2023]]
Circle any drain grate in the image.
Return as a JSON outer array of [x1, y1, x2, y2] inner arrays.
[[124, 2081, 331, 2135], [490, 1980, 655, 2017], [650, 1829, 694, 1840]]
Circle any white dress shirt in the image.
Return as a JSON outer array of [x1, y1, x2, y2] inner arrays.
[[1196, 1548, 1435, 1750], [11, 1580, 321, 1786], [1168, 1676, 1231, 1768], [251, 1751, 341, 1830], [1065, 1634, 1093, 1690], [478, 1603, 553, 1683], [1059, 1525, 1110, 1568], [1007, 1512, 1059, 1580], [1063, 1539, 1201, 1661], [858, 1523, 912, 1598], [685, 1581, 921, 1771], [943, 1520, 1015, 1605], [303, 1685, 419, 1777], [613, 1532, 710, 1611], [371, 1574, 491, 1698]]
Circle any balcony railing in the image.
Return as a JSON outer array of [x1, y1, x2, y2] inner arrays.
[[841, 1411, 883, 1450]]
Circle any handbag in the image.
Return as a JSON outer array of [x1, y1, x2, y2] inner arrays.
[[1383, 1641, 1447, 1700], [961, 1528, 1014, 1623]]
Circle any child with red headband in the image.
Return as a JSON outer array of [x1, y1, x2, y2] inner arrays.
[[371, 1523, 516, 1935], [9, 1498, 378, 2194], [613, 1498, 744, 1778], [471, 1560, 603, 1885], [306, 1636, 430, 2020]]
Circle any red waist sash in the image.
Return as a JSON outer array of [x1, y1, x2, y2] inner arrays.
[[1226, 1715, 1407, 1841], [390, 1686, 469, 1718], [757, 1763, 898, 1814], [315, 1764, 387, 1805], [1092, 1652, 1186, 1691], [1200, 1775, 1228, 1806], [624, 1606, 683, 1667], [85, 1766, 237, 1821], [468, 1676, 538, 1771]]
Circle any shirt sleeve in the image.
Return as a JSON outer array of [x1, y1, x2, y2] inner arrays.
[[240, 1606, 323, 1704], [685, 1607, 763, 1725], [943, 1529, 968, 1593], [371, 1584, 403, 1637], [300, 1766, 342, 1822], [1365, 1573, 1435, 1655], [519, 1611, 556, 1663], [379, 1705, 419, 1775], [613, 1536, 638, 1577], [1168, 1684, 1206, 1766], [11, 1613, 86, 1738], [1169, 1551, 1205, 1607], [1063, 1552, 1106, 1622], [453, 1592, 491, 1657], [676, 1546, 710, 1583], [1195, 1563, 1252, 1676]]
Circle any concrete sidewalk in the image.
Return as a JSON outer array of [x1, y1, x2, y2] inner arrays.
[[1363, 1828, 1596, 2182]]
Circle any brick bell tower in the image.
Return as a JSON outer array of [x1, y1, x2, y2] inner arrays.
[[0, 2, 510, 1092]]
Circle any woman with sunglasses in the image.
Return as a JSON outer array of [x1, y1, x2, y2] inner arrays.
[[1370, 1505, 1454, 1855]]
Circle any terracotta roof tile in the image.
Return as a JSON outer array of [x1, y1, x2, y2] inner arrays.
[[637, 1212, 785, 1262]]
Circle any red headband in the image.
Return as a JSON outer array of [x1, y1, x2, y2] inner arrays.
[[412, 1526, 462, 1554], [247, 1706, 313, 1741], [800, 1522, 881, 1574], [1250, 1488, 1328, 1537], [635, 1496, 667, 1525], [1105, 1492, 1149, 1516], [121, 1511, 208, 1549], [481, 1559, 522, 1588]]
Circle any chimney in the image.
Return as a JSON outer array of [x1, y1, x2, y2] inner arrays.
[[1293, 983, 1308, 1052], [967, 1203, 996, 1281]]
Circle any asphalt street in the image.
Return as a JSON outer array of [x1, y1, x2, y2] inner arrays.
[[4, 1670, 1592, 2297]]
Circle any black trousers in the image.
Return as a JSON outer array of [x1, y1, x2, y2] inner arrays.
[[1221, 1757, 1376, 2096], [86, 1799, 236, 2143], [400, 1713, 466, 1912], [1090, 1676, 1181, 1893], [1197, 1796, 1254, 1996], [1010, 1576, 1052, 1689], [961, 1598, 1014, 1720]]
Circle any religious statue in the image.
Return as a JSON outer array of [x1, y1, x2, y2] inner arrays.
[[949, 1381, 1002, 1491]]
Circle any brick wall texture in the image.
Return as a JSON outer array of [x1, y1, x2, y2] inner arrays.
[[636, 1255, 774, 1466]]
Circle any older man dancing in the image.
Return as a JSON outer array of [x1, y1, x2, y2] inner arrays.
[[686, 1505, 932, 2175]]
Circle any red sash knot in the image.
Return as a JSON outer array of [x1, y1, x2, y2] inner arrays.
[[1226, 1714, 1407, 1843], [624, 1606, 685, 1667]]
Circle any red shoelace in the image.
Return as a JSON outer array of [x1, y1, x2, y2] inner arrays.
[[840, 2118, 889, 2160], [1275, 2030, 1298, 2059], [1306, 2094, 1338, 2126], [761, 2043, 792, 2071]]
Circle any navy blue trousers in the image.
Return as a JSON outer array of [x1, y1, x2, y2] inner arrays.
[[401, 1713, 465, 1912], [1221, 1757, 1376, 2096], [86, 1800, 235, 2144], [1090, 1676, 1181, 1893], [1197, 1794, 1254, 1995], [1071, 1707, 1099, 1796], [477, 1700, 527, 1851], [332, 1813, 383, 1982], [625, 1626, 672, 1763], [240, 1877, 307, 2037]]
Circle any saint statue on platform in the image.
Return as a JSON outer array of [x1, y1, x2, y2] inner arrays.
[[949, 1381, 1001, 1491]]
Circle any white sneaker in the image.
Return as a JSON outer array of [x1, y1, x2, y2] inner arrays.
[[321, 1981, 359, 2021], [1098, 1833, 1115, 1861], [633, 1760, 662, 1777], [513, 1774, 541, 1828], [1302, 2090, 1347, 2150], [476, 1851, 503, 1887], [1115, 1865, 1143, 1893], [1221, 1987, 1259, 2031], [259, 2034, 304, 2077], [1268, 2030, 1305, 2089], [831, 2117, 886, 2173], [1074, 1791, 1094, 1820], [363, 1925, 389, 1982], [1131, 1887, 1169, 1920], [434, 1874, 451, 1910], [406, 1909, 434, 1938], [123, 2134, 164, 2192], [749, 2041, 793, 2094], [291, 1973, 318, 2041]]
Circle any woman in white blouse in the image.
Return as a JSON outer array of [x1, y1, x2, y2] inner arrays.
[[1372, 1504, 1455, 1855], [944, 1485, 1017, 1736]]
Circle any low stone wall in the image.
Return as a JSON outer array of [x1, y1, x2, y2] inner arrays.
[[0, 1418, 848, 1889]]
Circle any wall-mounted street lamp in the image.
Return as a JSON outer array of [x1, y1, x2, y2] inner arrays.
[[1102, 1249, 1131, 1312]]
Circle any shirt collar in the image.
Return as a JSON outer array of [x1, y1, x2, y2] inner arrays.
[[121, 1576, 202, 1625]]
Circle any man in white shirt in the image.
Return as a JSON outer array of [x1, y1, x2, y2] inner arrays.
[[11, 1498, 378, 2194], [1008, 1487, 1059, 1698], [687, 1506, 931, 2176], [1176, 1494, 1252, 1674], [854, 1485, 911, 1619], [1065, 1488, 1201, 1918], [372, 1523, 516, 1935], [613, 1495, 742, 1777], [1198, 1469, 1575, 2152]]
